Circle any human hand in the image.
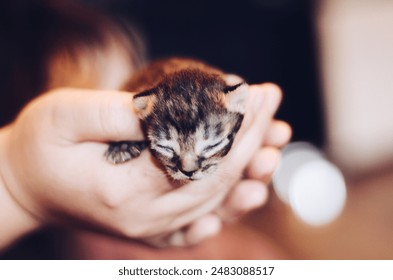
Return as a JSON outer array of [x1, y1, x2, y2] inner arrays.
[[177, 84, 291, 246], [218, 84, 291, 220], [0, 84, 284, 249]]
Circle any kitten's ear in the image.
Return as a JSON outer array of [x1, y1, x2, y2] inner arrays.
[[223, 74, 244, 86], [133, 88, 157, 119], [223, 81, 249, 114]]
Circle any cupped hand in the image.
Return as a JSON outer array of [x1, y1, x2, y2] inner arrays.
[[182, 84, 291, 245], [0, 84, 289, 248]]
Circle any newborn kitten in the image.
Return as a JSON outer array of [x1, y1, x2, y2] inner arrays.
[[105, 58, 249, 181]]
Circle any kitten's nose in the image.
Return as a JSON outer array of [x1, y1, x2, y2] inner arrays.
[[179, 168, 196, 178], [180, 152, 198, 177]]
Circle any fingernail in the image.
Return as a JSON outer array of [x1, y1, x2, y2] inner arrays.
[[265, 87, 281, 114], [252, 92, 265, 114]]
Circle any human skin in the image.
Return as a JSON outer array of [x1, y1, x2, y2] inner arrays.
[[0, 83, 290, 250]]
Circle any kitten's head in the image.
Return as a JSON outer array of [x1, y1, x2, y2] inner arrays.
[[132, 70, 249, 181]]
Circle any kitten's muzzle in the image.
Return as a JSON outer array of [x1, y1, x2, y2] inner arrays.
[[178, 168, 197, 178]]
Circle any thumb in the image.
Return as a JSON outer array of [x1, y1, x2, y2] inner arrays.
[[37, 88, 143, 142]]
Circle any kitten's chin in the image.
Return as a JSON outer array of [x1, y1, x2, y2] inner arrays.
[[166, 170, 187, 182], [167, 169, 211, 182], [165, 163, 219, 182], [169, 172, 198, 182]]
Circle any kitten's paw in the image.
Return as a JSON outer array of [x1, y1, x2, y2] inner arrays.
[[105, 141, 148, 164]]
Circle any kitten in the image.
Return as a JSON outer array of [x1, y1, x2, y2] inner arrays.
[[105, 58, 249, 181]]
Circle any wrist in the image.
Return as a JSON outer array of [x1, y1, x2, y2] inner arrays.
[[0, 125, 42, 251]]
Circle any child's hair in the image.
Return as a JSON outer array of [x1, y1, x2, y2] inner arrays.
[[0, 0, 145, 125]]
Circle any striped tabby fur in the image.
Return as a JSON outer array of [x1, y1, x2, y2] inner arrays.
[[106, 58, 249, 181]]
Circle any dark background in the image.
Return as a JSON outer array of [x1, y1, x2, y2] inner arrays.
[[1, 0, 323, 259]]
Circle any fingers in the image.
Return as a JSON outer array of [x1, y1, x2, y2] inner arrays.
[[245, 147, 281, 183], [214, 84, 283, 222], [152, 182, 228, 234], [217, 179, 269, 221], [264, 120, 292, 147], [183, 214, 222, 246], [46, 88, 144, 142], [226, 83, 282, 172], [151, 214, 222, 247]]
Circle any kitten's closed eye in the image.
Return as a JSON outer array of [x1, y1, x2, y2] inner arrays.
[[154, 144, 177, 158], [156, 144, 175, 153], [203, 140, 223, 152], [202, 138, 230, 157]]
